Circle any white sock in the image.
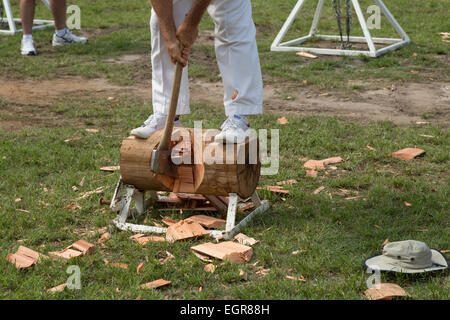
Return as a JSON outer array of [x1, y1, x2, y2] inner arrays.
[[23, 34, 33, 41], [55, 28, 67, 37]]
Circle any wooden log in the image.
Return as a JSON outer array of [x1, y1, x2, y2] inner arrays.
[[120, 128, 260, 198]]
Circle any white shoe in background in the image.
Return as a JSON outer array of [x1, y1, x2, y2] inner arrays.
[[52, 29, 88, 46], [21, 37, 37, 56]]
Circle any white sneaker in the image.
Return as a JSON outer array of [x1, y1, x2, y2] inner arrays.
[[21, 37, 37, 55], [52, 29, 88, 46], [214, 115, 251, 144], [130, 114, 183, 139]]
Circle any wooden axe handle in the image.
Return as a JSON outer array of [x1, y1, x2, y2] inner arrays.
[[158, 58, 183, 151]]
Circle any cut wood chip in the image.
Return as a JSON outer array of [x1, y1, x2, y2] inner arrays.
[[98, 232, 111, 244], [238, 203, 255, 213], [404, 202, 412, 207], [313, 186, 325, 195], [277, 117, 288, 124], [49, 248, 83, 260], [366, 145, 376, 151], [47, 283, 67, 293], [285, 275, 307, 282], [276, 179, 298, 186], [296, 51, 318, 59], [85, 128, 100, 133], [137, 262, 144, 274], [303, 160, 326, 170], [162, 218, 178, 226], [77, 187, 104, 200], [7, 246, 42, 269], [158, 251, 175, 264], [258, 185, 289, 194], [133, 235, 166, 245], [110, 263, 128, 269], [140, 279, 171, 290], [192, 251, 213, 262], [305, 169, 317, 178], [186, 215, 226, 229], [389, 148, 425, 160], [364, 283, 409, 300], [304, 157, 343, 170], [100, 166, 120, 172], [64, 137, 81, 143], [191, 241, 253, 264], [204, 263, 216, 273], [233, 233, 259, 246], [69, 240, 95, 255], [166, 219, 209, 242]]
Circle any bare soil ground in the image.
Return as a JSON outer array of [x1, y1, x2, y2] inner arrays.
[[1, 70, 448, 130], [1, 29, 448, 129]]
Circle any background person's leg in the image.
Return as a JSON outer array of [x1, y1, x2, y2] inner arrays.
[[20, 0, 36, 35], [20, 0, 37, 55], [151, 0, 193, 116], [207, 0, 263, 117], [49, 0, 66, 31]]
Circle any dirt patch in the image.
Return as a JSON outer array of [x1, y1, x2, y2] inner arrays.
[[0, 72, 448, 130]]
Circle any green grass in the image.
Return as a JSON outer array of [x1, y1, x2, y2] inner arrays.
[[0, 0, 449, 300], [0, 100, 449, 299]]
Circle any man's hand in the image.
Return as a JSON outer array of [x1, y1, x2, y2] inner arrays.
[[176, 22, 199, 50], [166, 38, 190, 67]]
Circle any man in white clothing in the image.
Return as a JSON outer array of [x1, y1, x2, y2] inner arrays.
[[131, 0, 263, 144]]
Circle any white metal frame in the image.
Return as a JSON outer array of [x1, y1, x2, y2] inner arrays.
[[110, 178, 270, 240], [271, 0, 410, 57], [0, 0, 54, 35]]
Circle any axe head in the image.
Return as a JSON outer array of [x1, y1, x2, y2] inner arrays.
[[151, 149, 178, 178]]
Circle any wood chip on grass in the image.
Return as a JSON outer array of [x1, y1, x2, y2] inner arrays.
[[130, 234, 166, 245], [233, 233, 259, 246], [185, 215, 226, 229], [313, 186, 325, 194], [296, 51, 318, 59], [140, 279, 171, 290], [166, 219, 209, 242], [257, 185, 289, 194], [7, 246, 43, 269], [303, 156, 343, 170], [109, 263, 128, 269], [364, 283, 409, 300], [99, 166, 120, 172], [277, 116, 288, 124], [49, 240, 95, 260], [204, 263, 216, 273], [285, 275, 307, 282], [389, 148, 425, 160], [47, 283, 68, 293], [191, 241, 253, 264]]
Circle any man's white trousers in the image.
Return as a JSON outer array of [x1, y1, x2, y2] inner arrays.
[[150, 0, 263, 116]]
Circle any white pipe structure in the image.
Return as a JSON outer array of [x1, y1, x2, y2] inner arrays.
[[271, 0, 410, 57], [110, 178, 270, 240], [0, 0, 54, 35]]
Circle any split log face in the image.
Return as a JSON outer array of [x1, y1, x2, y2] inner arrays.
[[120, 128, 260, 198]]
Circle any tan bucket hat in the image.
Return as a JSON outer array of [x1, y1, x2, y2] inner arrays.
[[364, 240, 448, 273]]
